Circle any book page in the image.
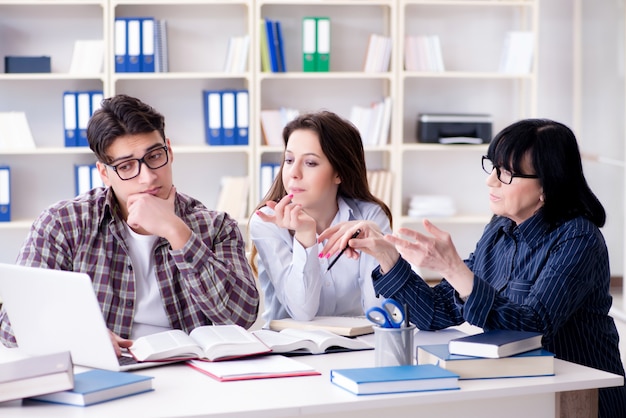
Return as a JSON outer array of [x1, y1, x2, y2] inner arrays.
[[188, 355, 318, 381], [280, 328, 373, 353], [269, 316, 374, 337], [251, 329, 319, 354], [189, 325, 270, 361], [130, 330, 203, 362]]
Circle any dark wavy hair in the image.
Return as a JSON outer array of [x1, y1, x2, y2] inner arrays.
[[87, 94, 166, 164], [486, 118, 605, 227]]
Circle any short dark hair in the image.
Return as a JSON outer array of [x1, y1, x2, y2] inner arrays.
[[86, 94, 166, 164], [487, 118, 605, 227]]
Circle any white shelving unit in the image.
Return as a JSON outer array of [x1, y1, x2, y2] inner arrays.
[[0, 0, 538, 265]]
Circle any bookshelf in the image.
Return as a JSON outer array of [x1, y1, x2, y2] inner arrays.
[[0, 0, 538, 265]]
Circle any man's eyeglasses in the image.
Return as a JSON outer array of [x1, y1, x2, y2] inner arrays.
[[481, 155, 538, 185], [106, 146, 169, 181]]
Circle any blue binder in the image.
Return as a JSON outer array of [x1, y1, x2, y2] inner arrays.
[[114, 18, 128, 73], [221, 90, 236, 146], [275, 20, 286, 72], [126, 18, 141, 72], [76, 91, 91, 147], [141, 17, 155, 72], [235, 90, 249, 145], [63, 91, 77, 147], [0, 166, 10, 222], [264, 18, 279, 72], [203, 90, 222, 145], [74, 164, 92, 196]]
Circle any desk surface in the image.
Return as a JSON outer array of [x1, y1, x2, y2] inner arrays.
[[0, 341, 622, 418]]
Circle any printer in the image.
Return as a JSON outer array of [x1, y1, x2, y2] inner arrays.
[[417, 113, 492, 144]]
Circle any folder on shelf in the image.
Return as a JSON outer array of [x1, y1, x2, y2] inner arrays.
[[274, 20, 286, 72], [221, 91, 236, 146], [316, 17, 330, 72], [259, 19, 271, 73], [75, 164, 92, 196], [260, 162, 279, 199], [63, 91, 77, 147], [0, 166, 10, 222], [91, 165, 104, 189], [302, 17, 317, 72], [141, 17, 155, 73], [264, 18, 279, 73], [155, 19, 169, 73], [76, 92, 91, 147], [114, 18, 127, 73], [203, 90, 222, 146], [235, 90, 249, 145], [126, 18, 141, 73], [90, 90, 104, 118]]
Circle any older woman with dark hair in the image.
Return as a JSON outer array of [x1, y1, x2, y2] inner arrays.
[[333, 118, 625, 417]]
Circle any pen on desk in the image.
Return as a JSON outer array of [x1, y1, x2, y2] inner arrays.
[[326, 229, 361, 271]]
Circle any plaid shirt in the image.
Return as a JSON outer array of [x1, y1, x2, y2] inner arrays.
[[0, 187, 258, 346]]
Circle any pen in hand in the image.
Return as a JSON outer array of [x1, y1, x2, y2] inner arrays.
[[326, 229, 361, 271]]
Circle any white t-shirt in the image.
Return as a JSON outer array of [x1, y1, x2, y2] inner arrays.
[[124, 223, 172, 339]]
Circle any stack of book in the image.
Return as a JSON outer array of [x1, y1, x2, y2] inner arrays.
[[363, 33, 392, 73], [223, 35, 250, 73], [349, 96, 392, 146], [417, 329, 554, 380], [260, 18, 287, 73], [404, 35, 444, 72], [367, 170, 393, 208]]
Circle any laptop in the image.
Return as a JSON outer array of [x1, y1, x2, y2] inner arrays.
[[0, 263, 166, 371]]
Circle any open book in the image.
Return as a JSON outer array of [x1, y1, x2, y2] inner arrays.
[[129, 325, 271, 362], [268, 316, 374, 337], [252, 328, 373, 355]]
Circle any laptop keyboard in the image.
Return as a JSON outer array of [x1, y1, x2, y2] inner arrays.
[[119, 355, 139, 366]]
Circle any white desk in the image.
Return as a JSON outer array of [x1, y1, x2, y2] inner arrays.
[[0, 349, 622, 418]]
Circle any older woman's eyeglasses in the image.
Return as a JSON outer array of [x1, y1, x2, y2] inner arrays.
[[481, 155, 538, 185]]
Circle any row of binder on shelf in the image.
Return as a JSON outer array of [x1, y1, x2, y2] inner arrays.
[[0, 166, 9, 222], [75, 164, 104, 197], [202, 89, 249, 146], [115, 17, 169, 73], [260, 18, 287, 73], [63, 90, 103, 147], [302, 17, 330, 72]]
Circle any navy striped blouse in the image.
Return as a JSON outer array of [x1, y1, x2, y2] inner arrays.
[[373, 211, 626, 417]]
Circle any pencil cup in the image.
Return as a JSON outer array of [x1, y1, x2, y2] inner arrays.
[[374, 324, 416, 367]]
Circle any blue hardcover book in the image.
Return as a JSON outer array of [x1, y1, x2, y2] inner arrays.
[[140, 17, 155, 72], [235, 90, 249, 145], [264, 18, 279, 72], [0, 166, 10, 222], [114, 18, 127, 73], [62, 91, 78, 147], [203, 90, 222, 145], [448, 329, 543, 358], [330, 364, 459, 395], [30, 369, 153, 406], [417, 344, 555, 380], [274, 20, 286, 72]]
